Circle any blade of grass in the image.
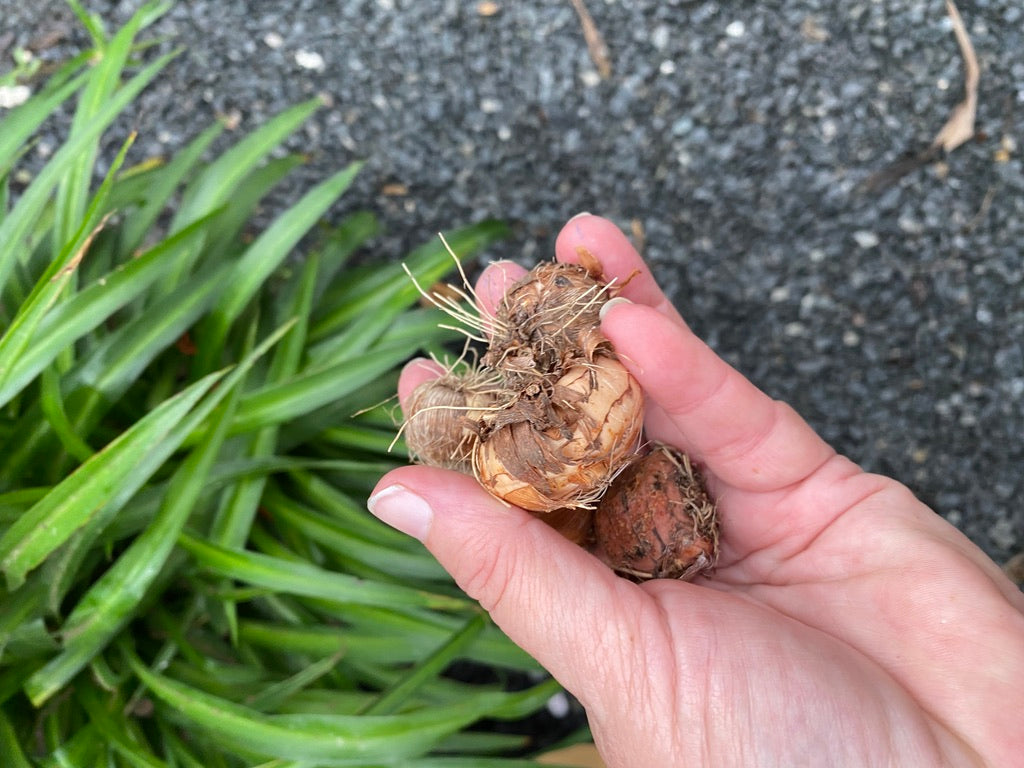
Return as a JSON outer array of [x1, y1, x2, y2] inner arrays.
[[210, 252, 318, 548], [126, 650, 528, 765], [54, 1, 171, 262], [225, 343, 413, 437], [74, 682, 167, 768], [238, 615, 535, 672], [0, 367, 227, 590], [285, 470, 412, 544], [39, 363, 94, 463], [162, 98, 323, 289], [262, 484, 446, 582], [309, 219, 508, 342], [311, 211, 381, 302], [0, 261, 230, 484], [120, 121, 224, 253], [73, 260, 230, 401], [210, 254, 319, 643], [172, 97, 322, 229], [0, 131, 134, 395], [0, 577, 46, 661], [0, 49, 177, 294], [177, 533, 468, 612], [23, 363, 247, 705], [193, 161, 362, 373], [201, 153, 307, 261], [66, 0, 107, 45], [319, 422, 402, 456], [0, 708, 33, 768], [361, 613, 486, 716], [0, 66, 89, 179], [0, 210, 220, 408], [431, 731, 530, 756], [39, 322, 295, 615], [100, 456, 346, 542], [243, 649, 346, 713]]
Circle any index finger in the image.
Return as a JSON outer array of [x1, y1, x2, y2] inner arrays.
[[554, 213, 683, 322]]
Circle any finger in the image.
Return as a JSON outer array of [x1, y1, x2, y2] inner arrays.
[[397, 358, 446, 413], [367, 465, 683, 709], [600, 300, 835, 493], [554, 213, 682, 321], [474, 260, 527, 318]]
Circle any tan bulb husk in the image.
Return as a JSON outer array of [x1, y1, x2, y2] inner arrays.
[[473, 353, 644, 513], [593, 443, 719, 581]]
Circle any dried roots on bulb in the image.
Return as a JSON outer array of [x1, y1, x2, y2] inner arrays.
[[402, 369, 498, 474], [593, 443, 719, 582], [482, 253, 613, 384]]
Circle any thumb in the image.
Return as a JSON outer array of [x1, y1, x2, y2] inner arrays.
[[367, 464, 642, 706]]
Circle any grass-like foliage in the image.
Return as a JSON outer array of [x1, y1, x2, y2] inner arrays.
[[0, 4, 573, 765]]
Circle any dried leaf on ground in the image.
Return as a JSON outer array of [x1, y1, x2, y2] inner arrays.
[[861, 0, 980, 193], [929, 0, 979, 153]]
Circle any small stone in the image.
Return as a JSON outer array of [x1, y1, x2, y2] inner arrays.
[[476, 1, 500, 16], [842, 329, 861, 347], [659, 60, 676, 75], [580, 70, 602, 88], [897, 215, 924, 235], [800, 16, 829, 42], [546, 691, 570, 717], [295, 49, 326, 71], [725, 20, 746, 38], [821, 118, 837, 141], [853, 230, 879, 248], [990, 518, 1018, 550], [651, 24, 670, 50], [0, 84, 31, 109], [480, 97, 502, 114], [263, 31, 283, 49]]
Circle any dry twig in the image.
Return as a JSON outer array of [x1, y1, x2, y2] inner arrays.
[[569, 0, 612, 79]]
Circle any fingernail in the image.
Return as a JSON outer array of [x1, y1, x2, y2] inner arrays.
[[568, 211, 592, 222], [599, 296, 632, 320], [367, 485, 433, 542]]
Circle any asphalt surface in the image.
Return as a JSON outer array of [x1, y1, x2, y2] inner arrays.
[[4, 1, 1022, 565]]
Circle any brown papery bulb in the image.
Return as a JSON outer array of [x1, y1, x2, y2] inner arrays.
[[483, 256, 612, 383], [593, 444, 719, 582], [403, 371, 497, 473], [473, 354, 644, 513]]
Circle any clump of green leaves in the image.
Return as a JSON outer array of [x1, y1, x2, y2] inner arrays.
[[0, 3, 575, 765]]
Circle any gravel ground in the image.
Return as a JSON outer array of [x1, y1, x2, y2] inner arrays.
[[3, 1, 1022, 566]]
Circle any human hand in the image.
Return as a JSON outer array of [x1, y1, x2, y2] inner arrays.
[[369, 214, 1024, 767]]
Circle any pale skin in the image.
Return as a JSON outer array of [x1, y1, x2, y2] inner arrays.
[[369, 214, 1024, 767]]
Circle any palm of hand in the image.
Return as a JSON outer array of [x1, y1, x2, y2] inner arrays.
[[383, 216, 1024, 767]]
